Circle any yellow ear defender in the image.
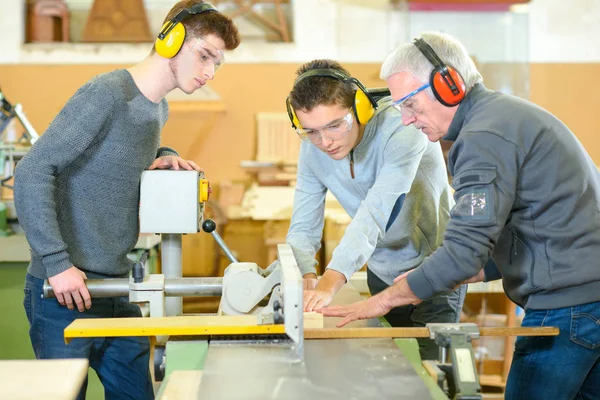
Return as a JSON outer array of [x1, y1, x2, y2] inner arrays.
[[155, 2, 218, 59], [285, 69, 384, 129]]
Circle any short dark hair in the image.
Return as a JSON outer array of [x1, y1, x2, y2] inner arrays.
[[289, 59, 355, 112], [153, 0, 240, 53]]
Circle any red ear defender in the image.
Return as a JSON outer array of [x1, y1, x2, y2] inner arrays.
[[430, 66, 466, 106], [414, 38, 466, 107]]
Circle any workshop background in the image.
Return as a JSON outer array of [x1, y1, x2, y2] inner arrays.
[[1, 0, 598, 399]]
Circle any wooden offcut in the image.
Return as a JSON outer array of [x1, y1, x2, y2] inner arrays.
[[304, 311, 324, 329]]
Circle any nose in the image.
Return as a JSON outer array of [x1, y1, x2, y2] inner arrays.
[[320, 135, 335, 147], [401, 113, 416, 126], [203, 64, 215, 80]]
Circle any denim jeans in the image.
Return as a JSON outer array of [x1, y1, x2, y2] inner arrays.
[[505, 301, 600, 400], [24, 273, 154, 400], [367, 269, 467, 360]]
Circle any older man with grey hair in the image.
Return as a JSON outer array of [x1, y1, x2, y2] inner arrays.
[[322, 31, 600, 400]]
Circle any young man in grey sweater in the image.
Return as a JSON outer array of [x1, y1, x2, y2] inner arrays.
[[14, 2, 239, 398], [274, 59, 465, 360], [323, 32, 600, 399]]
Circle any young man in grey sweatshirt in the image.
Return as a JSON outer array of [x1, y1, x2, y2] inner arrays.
[[323, 32, 600, 399], [274, 59, 465, 360], [13, 2, 239, 398]]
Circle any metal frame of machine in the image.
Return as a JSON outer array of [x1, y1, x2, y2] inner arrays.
[[59, 243, 304, 353]]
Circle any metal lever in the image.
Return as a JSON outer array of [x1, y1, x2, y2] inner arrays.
[[202, 218, 238, 263]]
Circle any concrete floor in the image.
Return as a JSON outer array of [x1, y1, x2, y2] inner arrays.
[[0, 262, 103, 399]]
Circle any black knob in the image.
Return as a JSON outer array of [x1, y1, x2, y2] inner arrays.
[[132, 262, 144, 283], [202, 219, 216, 233]]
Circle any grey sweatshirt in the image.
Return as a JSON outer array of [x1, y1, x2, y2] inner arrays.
[[281, 100, 453, 286], [408, 83, 600, 310], [14, 69, 177, 280]]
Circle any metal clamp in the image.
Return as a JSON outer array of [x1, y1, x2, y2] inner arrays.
[[426, 323, 482, 400]]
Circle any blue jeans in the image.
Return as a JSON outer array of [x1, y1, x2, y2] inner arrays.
[[367, 269, 467, 360], [24, 273, 154, 400], [505, 301, 600, 400]]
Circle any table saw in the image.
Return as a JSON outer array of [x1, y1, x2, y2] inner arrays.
[[61, 243, 448, 400], [47, 170, 557, 400]]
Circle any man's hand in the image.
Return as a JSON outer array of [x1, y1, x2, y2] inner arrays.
[[304, 289, 335, 312], [393, 269, 413, 284], [149, 156, 202, 171], [462, 269, 485, 284], [321, 294, 392, 328], [304, 269, 346, 312], [302, 273, 318, 291], [322, 277, 421, 327], [48, 266, 91, 312]]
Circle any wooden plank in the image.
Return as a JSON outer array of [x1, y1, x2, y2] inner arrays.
[[479, 326, 557, 337], [0, 359, 88, 400], [306, 327, 430, 339], [65, 314, 557, 342], [304, 326, 559, 339]]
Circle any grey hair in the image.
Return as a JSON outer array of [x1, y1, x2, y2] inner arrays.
[[380, 31, 483, 97]]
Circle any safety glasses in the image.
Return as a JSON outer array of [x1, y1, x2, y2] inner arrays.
[[391, 83, 430, 117], [295, 112, 354, 145], [189, 38, 225, 72]]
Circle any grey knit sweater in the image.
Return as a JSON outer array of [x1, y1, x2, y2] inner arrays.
[[14, 69, 176, 279]]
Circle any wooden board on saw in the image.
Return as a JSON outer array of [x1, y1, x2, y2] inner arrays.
[[304, 326, 559, 339]]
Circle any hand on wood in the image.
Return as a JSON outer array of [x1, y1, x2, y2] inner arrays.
[[321, 295, 392, 328]]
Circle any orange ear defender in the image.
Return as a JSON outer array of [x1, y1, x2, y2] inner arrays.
[[414, 38, 466, 107]]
